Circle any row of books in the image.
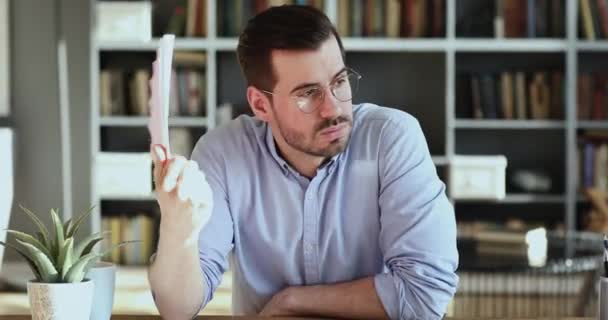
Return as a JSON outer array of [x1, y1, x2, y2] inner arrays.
[[452, 274, 587, 318], [218, 0, 324, 37], [457, 71, 563, 120], [579, 0, 608, 40], [578, 133, 608, 191], [578, 73, 608, 120], [165, 0, 207, 37], [99, 52, 207, 117], [337, 0, 444, 38], [101, 213, 157, 266], [457, 0, 565, 38]]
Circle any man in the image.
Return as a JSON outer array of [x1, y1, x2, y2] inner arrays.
[[148, 5, 458, 320]]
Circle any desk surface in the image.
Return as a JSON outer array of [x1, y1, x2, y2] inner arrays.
[[0, 317, 321, 320], [0, 317, 595, 320]]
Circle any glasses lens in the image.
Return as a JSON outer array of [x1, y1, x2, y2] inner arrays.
[[295, 71, 361, 113], [333, 73, 360, 102], [296, 88, 323, 113]]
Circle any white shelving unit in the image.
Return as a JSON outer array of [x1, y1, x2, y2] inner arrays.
[[454, 119, 566, 130], [88, 0, 605, 234], [99, 116, 208, 127]]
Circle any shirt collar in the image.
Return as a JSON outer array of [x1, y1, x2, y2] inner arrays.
[[264, 124, 342, 176], [265, 125, 290, 175]]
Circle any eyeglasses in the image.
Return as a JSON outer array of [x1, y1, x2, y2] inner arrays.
[[261, 68, 362, 114]]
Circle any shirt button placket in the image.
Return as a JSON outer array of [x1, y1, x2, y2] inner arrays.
[[303, 182, 320, 284]]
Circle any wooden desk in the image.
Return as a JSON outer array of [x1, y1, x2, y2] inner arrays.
[[0, 317, 324, 320], [0, 316, 595, 320]]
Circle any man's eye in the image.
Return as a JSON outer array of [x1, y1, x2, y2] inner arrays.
[[297, 88, 318, 98], [335, 77, 347, 85]]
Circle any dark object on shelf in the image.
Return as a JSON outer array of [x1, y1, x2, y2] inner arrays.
[[456, 0, 494, 37], [509, 169, 552, 193]]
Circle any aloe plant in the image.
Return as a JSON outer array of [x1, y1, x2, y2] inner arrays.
[[0, 205, 135, 283]]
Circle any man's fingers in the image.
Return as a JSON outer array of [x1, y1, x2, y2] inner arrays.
[[163, 156, 188, 192], [176, 160, 199, 201], [151, 145, 167, 189]]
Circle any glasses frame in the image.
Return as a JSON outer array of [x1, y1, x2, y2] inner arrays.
[[260, 67, 362, 114]]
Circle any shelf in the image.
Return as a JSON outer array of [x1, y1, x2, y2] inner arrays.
[[454, 39, 567, 52], [456, 194, 565, 204], [99, 116, 208, 127], [432, 156, 449, 166], [342, 38, 448, 51], [98, 38, 449, 52], [100, 193, 157, 201], [454, 119, 565, 129], [578, 121, 608, 129], [576, 41, 608, 51], [97, 38, 211, 51], [97, 38, 572, 53]]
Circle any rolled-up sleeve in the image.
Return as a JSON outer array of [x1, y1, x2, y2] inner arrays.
[[191, 134, 235, 310], [374, 113, 459, 320]]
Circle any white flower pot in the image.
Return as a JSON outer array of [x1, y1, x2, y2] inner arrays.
[[27, 279, 94, 320]]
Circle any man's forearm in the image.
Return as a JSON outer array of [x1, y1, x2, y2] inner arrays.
[[287, 276, 389, 319], [148, 231, 206, 320]]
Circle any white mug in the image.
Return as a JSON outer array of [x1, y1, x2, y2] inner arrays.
[[86, 261, 116, 320]]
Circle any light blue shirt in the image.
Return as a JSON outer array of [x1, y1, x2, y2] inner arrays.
[[191, 103, 459, 319]]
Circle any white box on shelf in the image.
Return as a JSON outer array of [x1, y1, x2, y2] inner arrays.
[[96, 1, 152, 42], [96, 152, 152, 198], [449, 155, 507, 200]]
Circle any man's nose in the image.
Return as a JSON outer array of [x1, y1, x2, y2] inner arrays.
[[318, 87, 342, 119]]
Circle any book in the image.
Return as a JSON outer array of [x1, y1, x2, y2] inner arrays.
[[598, 0, 608, 38], [504, 0, 526, 37], [385, 0, 401, 38], [594, 144, 608, 189], [515, 71, 527, 119], [500, 72, 514, 119], [529, 72, 550, 119], [128, 70, 150, 116], [580, 0, 596, 40], [494, 0, 505, 38], [479, 74, 498, 119], [186, 0, 198, 37], [431, 0, 444, 37], [337, 0, 350, 36], [351, 0, 363, 37], [536, 0, 548, 37], [591, 0, 605, 38], [527, 0, 536, 37], [550, 0, 565, 38], [578, 74, 593, 120]]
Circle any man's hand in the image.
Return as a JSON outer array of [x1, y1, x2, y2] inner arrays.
[[259, 287, 298, 317], [151, 144, 213, 245]]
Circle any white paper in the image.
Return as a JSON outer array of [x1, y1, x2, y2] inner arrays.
[[148, 34, 175, 156]]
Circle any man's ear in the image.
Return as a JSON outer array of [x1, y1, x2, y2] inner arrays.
[[247, 86, 272, 122]]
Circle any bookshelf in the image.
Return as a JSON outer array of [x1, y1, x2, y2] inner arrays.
[[88, 0, 608, 256]]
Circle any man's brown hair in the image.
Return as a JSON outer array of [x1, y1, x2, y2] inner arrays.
[[236, 5, 346, 91]]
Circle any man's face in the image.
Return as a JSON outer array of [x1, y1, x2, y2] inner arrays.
[[266, 36, 353, 158]]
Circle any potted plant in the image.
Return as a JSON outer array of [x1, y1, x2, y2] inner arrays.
[[0, 204, 130, 320]]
